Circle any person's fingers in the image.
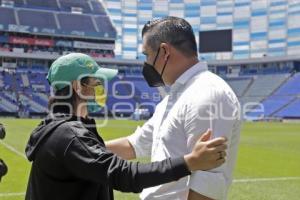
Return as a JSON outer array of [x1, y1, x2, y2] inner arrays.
[[209, 144, 227, 153], [221, 151, 227, 158], [215, 158, 226, 166], [207, 137, 227, 147], [199, 129, 212, 142], [209, 150, 227, 161], [211, 152, 221, 161]]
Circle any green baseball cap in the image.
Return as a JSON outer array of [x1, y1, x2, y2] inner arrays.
[[47, 53, 118, 90]]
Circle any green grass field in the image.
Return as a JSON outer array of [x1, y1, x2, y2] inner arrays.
[[0, 118, 300, 200]]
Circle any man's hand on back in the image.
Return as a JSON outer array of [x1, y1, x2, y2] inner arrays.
[[184, 129, 227, 172]]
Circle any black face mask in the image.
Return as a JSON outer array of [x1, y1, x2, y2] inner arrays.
[[142, 47, 169, 87]]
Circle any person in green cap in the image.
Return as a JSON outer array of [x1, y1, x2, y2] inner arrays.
[[25, 53, 227, 200]]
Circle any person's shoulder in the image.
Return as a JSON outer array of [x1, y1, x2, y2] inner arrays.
[[192, 71, 222, 86], [184, 73, 221, 100], [192, 71, 235, 95], [55, 120, 89, 139], [182, 72, 237, 108]]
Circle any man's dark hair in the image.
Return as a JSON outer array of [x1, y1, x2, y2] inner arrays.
[[142, 16, 198, 57]]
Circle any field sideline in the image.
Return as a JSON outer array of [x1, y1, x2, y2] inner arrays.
[[0, 118, 299, 200]]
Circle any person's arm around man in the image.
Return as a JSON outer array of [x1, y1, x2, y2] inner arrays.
[[106, 137, 136, 160], [106, 114, 156, 159]]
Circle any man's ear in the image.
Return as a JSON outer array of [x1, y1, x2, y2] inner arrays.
[[161, 43, 170, 61]]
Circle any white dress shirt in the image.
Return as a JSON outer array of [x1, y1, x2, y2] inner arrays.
[[128, 62, 241, 200]]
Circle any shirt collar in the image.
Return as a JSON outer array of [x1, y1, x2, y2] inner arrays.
[[173, 61, 208, 87]]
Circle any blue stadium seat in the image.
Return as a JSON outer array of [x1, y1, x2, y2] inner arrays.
[[0, 92, 18, 113], [94, 16, 117, 37], [0, 7, 16, 25], [226, 77, 252, 97], [57, 13, 96, 32], [18, 9, 58, 29], [0, 65, 298, 118], [260, 96, 295, 116], [247, 73, 300, 118], [275, 99, 300, 118], [272, 73, 300, 96], [26, 0, 59, 10]]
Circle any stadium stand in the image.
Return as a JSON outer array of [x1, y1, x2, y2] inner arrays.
[[0, 0, 116, 38], [101, 75, 161, 116], [258, 96, 294, 117], [275, 99, 300, 118], [26, 0, 59, 10], [0, 0, 116, 59], [18, 9, 58, 29], [240, 74, 290, 107], [0, 91, 18, 113], [57, 13, 96, 32], [262, 73, 300, 118], [244, 72, 300, 119], [94, 16, 116, 35], [1, 0, 107, 14], [225, 77, 252, 97], [0, 63, 162, 116], [0, 60, 300, 119], [0, 7, 16, 25], [273, 73, 300, 97]]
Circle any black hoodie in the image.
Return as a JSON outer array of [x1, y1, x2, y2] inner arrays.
[[25, 113, 191, 200]]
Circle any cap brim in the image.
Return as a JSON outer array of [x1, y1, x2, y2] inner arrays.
[[93, 67, 118, 81]]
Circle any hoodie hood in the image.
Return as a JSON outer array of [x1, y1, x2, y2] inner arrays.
[[25, 113, 72, 161]]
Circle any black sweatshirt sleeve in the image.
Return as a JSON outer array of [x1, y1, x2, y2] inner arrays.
[[62, 130, 191, 193]]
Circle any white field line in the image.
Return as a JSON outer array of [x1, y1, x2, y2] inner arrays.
[[0, 140, 27, 159], [233, 177, 300, 183], [0, 192, 25, 197]]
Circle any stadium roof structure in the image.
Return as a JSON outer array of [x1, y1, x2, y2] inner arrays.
[[0, 0, 117, 41]]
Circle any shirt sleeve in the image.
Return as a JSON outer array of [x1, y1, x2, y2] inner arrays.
[[62, 126, 191, 193], [184, 87, 240, 200], [127, 114, 155, 158]]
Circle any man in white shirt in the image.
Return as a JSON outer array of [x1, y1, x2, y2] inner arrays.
[[106, 16, 241, 200]]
